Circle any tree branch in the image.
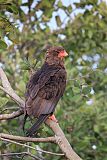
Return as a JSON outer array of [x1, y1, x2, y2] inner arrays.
[[0, 68, 24, 108], [0, 67, 82, 160], [0, 133, 56, 143], [0, 109, 23, 120], [0, 137, 64, 156], [46, 119, 81, 160], [0, 152, 44, 160]]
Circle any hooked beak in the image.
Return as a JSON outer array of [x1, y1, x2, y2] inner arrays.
[[63, 50, 68, 57], [58, 50, 68, 58]]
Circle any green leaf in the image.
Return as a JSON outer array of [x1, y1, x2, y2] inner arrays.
[[93, 124, 99, 133], [0, 40, 7, 49], [42, 15, 50, 22], [70, 94, 81, 101], [73, 87, 80, 94], [16, 80, 26, 92], [82, 86, 91, 95], [74, 2, 86, 8], [0, 18, 6, 28], [77, 140, 89, 149], [0, 97, 8, 108], [100, 146, 107, 152], [0, 28, 4, 38], [68, 5, 72, 13], [55, 15, 62, 26], [19, 9, 27, 22], [88, 30, 93, 39], [74, 81, 80, 87], [0, 0, 12, 3], [36, 0, 51, 10], [70, 88, 74, 97], [7, 4, 18, 14], [57, 0, 63, 8], [8, 30, 18, 43], [20, 60, 31, 70], [21, 2, 29, 6]]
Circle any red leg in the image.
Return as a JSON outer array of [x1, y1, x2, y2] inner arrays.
[[48, 114, 58, 123]]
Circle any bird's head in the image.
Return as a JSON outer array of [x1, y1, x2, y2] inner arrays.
[[45, 46, 68, 65]]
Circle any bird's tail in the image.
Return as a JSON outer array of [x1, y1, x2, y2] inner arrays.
[[23, 113, 28, 133], [26, 114, 49, 137]]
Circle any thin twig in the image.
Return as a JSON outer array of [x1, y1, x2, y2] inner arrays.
[[0, 137, 64, 156], [0, 152, 44, 160], [0, 107, 20, 114]]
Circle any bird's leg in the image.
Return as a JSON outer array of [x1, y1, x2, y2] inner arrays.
[[48, 114, 58, 123]]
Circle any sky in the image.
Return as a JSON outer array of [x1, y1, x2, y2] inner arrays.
[[21, 0, 81, 30], [47, 0, 107, 30], [20, 0, 107, 30], [19, 0, 107, 31]]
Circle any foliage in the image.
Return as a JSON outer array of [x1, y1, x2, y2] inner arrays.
[[0, 0, 107, 160]]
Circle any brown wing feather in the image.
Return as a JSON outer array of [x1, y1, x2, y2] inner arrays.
[[25, 63, 66, 118]]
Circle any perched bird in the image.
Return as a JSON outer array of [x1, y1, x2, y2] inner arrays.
[[24, 46, 68, 137]]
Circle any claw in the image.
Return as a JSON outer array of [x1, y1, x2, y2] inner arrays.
[[48, 114, 58, 123]]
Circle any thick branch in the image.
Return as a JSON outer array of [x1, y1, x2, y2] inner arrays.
[[46, 119, 82, 160], [0, 109, 23, 120], [0, 67, 82, 160], [0, 133, 55, 143], [0, 68, 24, 108]]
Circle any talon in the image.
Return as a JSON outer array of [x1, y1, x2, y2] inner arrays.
[[49, 114, 58, 123]]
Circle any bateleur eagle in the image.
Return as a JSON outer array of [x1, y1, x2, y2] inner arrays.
[[24, 46, 68, 137]]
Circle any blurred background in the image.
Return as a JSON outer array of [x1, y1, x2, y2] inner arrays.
[[0, 0, 107, 160]]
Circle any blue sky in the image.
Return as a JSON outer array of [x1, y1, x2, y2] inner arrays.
[[21, 0, 81, 30], [48, 0, 81, 30], [21, 0, 107, 30], [35, 0, 107, 30]]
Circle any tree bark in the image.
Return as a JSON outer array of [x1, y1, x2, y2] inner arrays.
[[46, 119, 82, 160]]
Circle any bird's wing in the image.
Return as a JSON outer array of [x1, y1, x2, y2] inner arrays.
[[25, 65, 66, 117], [25, 63, 59, 100]]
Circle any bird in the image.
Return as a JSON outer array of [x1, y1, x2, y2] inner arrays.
[[24, 46, 68, 137]]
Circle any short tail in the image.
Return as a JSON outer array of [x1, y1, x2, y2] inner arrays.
[[26, 114, 49, 137]]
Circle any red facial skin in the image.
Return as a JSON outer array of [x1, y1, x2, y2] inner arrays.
[[58, 50, 68, 58]]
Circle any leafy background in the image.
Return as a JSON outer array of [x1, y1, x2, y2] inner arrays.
[[0, 0, 107, 160]]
